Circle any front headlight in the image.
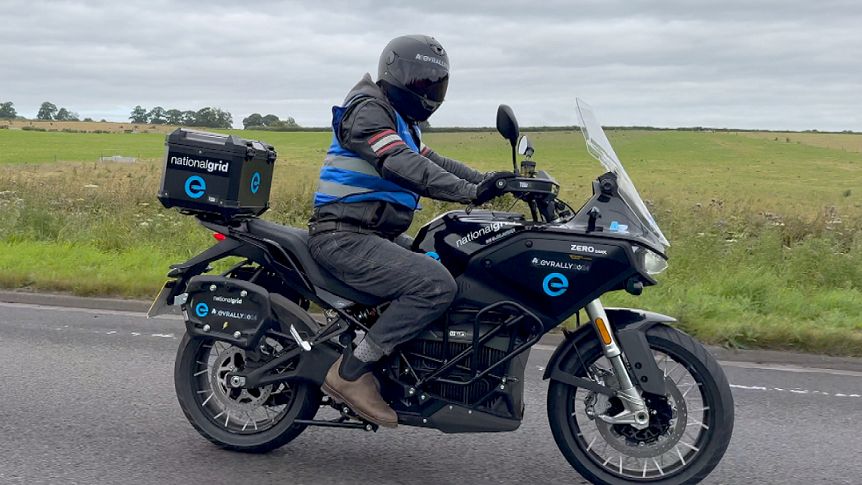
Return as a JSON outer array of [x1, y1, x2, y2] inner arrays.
[[643, 250, 668, 275], [634, 246, 668, 275]]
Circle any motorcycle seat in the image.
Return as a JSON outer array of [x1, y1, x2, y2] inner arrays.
[[244, 219, 383, 306]]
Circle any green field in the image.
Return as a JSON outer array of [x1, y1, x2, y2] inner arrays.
[[1, 127, 860, 355]]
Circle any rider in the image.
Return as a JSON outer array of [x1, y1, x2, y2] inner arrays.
[[308, 35, 513, 427]]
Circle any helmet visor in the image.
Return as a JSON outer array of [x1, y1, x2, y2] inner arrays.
[[389, 57, 449, 103]]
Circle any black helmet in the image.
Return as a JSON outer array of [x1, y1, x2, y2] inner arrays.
[[377, 35, 449, 122]]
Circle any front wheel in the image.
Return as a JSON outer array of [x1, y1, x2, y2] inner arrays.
[[174, 332, 320, 453], [547, 325, 734, 484]]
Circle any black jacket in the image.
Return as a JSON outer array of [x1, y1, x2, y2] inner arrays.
[[309, 74, 484, 239]]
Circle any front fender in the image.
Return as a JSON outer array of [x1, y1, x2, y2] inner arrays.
[[542, 308, 676, 396]]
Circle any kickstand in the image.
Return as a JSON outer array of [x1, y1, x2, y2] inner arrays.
[[293, 397, 378, 432]]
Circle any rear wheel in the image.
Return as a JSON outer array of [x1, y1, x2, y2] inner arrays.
[[547, 325, 734, 484], [174, 332, 320, 452]]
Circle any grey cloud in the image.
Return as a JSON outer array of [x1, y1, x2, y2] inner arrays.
[[1, 0, 860, 130]]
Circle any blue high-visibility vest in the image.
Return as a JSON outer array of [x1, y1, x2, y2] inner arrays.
[[313, 97, 421, 210]]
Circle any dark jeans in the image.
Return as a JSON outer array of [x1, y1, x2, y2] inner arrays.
[[308, 231, 457, 355]]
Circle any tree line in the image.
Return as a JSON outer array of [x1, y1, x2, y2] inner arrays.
[[0, 100, 238, 129], [1, 101, 303, 131], [241, 113, 300, 130], [128, 105, 234, 129], [2, 101, 86, 121], [0, 100, 92, 121]]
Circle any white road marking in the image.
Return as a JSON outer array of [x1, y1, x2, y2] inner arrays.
[[537, 365, 860, 401], [730, 384, 861, 399], [718, 360, 862, 378], [0, 301, 182, 320], [730, 384, 767, 391], [534, 346, 862, 378], [150, 333, 175, 338]]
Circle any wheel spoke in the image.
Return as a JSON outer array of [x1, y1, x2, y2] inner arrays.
[[687, 418, 709, 430], [676, 445, 686, 465], [664, 362, 681, 379], [687, 385, 702, 398], [658, 353, 669, 375], [653, 458, 664, 476], [678, 440, 700, 452]]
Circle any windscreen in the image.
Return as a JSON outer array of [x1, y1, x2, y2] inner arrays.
[[576, 99, 669, 249]]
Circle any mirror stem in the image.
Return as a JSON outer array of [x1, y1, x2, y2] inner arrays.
[[511, 145, 518, 174]]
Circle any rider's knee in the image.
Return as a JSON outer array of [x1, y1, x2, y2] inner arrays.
[[410, 262, 456, 306], [423, 270, 457, 312], [439, 273, 458, 305]]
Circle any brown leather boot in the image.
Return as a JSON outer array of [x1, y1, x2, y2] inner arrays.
[[322, 355, 398, 428]]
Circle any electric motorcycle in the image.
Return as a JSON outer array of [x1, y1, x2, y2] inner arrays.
[[149, 100, 734, 484]]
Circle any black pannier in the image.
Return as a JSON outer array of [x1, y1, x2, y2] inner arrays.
[[183, 275, 273, 350], [158, 128, 276, 220]]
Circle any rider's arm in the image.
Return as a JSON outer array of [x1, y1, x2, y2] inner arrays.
[[340, 101, 478, 203], [419, 145, 486, 185]]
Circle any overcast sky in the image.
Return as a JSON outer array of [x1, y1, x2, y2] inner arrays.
[[2, 0, 861, 130]]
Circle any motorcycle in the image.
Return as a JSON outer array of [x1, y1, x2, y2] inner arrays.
[[149, 100, 734, 484]]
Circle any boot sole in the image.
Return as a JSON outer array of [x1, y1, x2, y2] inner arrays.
[[322, 382, 398, 429]]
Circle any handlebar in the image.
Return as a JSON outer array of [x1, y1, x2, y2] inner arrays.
[[467, 173, 563, 221], [499, 176, 559, 197]]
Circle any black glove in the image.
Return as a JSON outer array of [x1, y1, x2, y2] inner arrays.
[[473, 171, 516, 205]]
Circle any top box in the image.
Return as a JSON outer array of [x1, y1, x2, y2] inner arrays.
[[158, 129, 277, 221]]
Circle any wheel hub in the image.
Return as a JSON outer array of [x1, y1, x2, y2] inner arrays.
[[590, 376, 688, 458], [209, 345, 274, 412]]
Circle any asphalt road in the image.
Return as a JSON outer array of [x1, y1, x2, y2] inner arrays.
[[1, 302, 860, 485]]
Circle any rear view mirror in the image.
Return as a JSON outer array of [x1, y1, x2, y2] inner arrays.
[[517, 135, 534, 157], [496, 104, 520, 148]]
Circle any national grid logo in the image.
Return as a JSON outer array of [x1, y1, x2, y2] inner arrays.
[[194, 302, 209, 317], [184, 175, 206, 199], [542, 273, 569, 297], [250, 171, 261, 194]]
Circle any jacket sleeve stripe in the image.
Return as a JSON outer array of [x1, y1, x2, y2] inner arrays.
[[370, 134, 404, 153], [376, 139, 407, 155], [368, 129, 397, 144]]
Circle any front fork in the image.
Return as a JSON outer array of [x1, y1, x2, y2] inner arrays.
[[585, 299, 650, 429]]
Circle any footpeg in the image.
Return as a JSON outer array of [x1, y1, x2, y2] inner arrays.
[[289, 324, 312, 351]]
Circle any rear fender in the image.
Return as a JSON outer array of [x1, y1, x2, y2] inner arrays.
[[542, 308, 676, 396], [165, 235, 315, 305]]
